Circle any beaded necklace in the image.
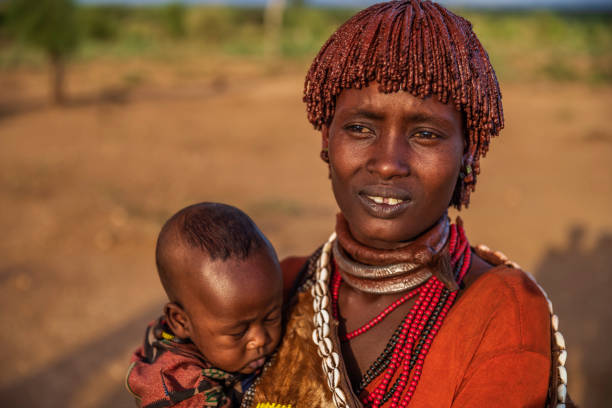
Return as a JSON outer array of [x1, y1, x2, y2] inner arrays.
[[330, 223, 471, 407]]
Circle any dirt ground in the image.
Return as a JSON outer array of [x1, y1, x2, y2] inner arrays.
[[1, 57, 611, 407]]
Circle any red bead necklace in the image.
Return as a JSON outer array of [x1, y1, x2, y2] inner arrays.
[[331, 270, 422, 341], [330, 223, 471, 407]]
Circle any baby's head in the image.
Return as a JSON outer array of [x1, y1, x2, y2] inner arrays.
[[155, 202, 282, 374]]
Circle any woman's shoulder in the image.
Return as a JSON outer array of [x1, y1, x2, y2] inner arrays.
[[280, 255, 309, 275], [280, 255, 310, 299], [468, 244, 548, 305], [457, 245, 552, 354]]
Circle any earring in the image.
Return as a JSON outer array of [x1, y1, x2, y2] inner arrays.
[[320, 147, 329, 163], [462, 164, 474, 184]]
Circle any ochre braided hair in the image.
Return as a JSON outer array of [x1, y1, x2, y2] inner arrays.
[[304, 0, 504, 208]]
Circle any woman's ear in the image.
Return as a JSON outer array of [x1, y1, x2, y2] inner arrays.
[[164, 302, 191, 339], [462, 151, 469, 168], [320, 125, 331, 165], [321, 125, 330, 151]]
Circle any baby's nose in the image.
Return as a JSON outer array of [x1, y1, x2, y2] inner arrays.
[[247, 326, 269, 350]]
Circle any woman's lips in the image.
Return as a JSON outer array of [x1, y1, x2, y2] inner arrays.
[[365, 195, 404, 205], [358, 186, 412, 218]]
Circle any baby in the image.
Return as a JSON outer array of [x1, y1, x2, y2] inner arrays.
[[126, 202, 283, 408]]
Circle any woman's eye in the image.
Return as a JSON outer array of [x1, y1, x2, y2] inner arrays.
[[345, 124, 372, 134], [414, 131, 439, 140]]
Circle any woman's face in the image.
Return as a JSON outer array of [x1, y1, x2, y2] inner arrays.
[[324, 83, 465, 249]]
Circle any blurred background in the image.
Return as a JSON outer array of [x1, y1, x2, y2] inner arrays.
[[0, 0, 610, 407]]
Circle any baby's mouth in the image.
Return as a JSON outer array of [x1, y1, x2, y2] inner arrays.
[[247, 356, 266, 370]]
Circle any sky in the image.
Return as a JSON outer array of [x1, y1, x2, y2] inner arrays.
[[77, 0, 612, 10]]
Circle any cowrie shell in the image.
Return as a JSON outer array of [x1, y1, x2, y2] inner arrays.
[[558, 350, 567, 366], [322, 337, 333, 355], [557, 384, 567, 402], [325, 355, 335, 370], [325, 353, 339, 371], [313, 297, 321, 313], [318, 340, 330, 357], [320, 252, 329, 268], [319, 309, 330, 324], [320, 295, 329, 310], [558, 366, 567, 385], [551, 314, 559, 331], [333, 368, 341, 387], [312, 328, 320, 344], [319, 267, 329, 282], [330, 352, 340, 366], [493, 250, 508, 261], [554, 332, 566, 350], [318, 324, 330, 339], [547, 299, 554, 314], [315, 281, 326, 296], [334, 388, 347, 405]]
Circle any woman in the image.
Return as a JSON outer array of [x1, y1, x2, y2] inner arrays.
[[242, 1, 570, 407]]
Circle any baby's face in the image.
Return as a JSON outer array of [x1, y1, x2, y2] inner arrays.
[[182, 248, 283, 374]]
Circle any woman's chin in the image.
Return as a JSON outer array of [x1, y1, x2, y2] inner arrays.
[[347, 212, 444, 249], [350, 224, 421, 249]]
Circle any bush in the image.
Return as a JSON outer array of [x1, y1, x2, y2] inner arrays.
[[79, 6, 129, 41], [160, 2, 186, 39]]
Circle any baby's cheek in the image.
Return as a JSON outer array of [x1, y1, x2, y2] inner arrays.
[[271, 326, 283, 347]]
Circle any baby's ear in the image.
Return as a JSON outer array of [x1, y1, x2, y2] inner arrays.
[[164, 302, 191, 339]]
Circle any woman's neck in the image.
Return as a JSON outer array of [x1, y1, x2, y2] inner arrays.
[[335, 213, 450, 266], [334, 213, 460, 292]]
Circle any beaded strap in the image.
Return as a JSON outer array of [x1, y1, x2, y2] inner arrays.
[[310, 232, 350, 408], [475, 245, 569, 408], [240, 358, 276, 408]]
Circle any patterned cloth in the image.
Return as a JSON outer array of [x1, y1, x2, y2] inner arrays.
[[126, 317, 255, 408]]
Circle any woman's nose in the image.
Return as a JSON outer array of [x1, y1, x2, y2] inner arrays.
[[366, 132, 410, 180]]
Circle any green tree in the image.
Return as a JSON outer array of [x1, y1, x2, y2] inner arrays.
[[7, 0, 80, 103], [161, 2, 186, 39]]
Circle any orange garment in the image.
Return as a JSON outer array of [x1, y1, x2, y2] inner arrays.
[[361, 263, 551, 407], [252, 250, 551, 407]]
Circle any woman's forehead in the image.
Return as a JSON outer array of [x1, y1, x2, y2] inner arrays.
[[333, 84, 462, 126]]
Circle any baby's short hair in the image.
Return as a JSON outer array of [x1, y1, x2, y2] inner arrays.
[[176, 202, 266, 261], [155, 202, 269, 301]]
